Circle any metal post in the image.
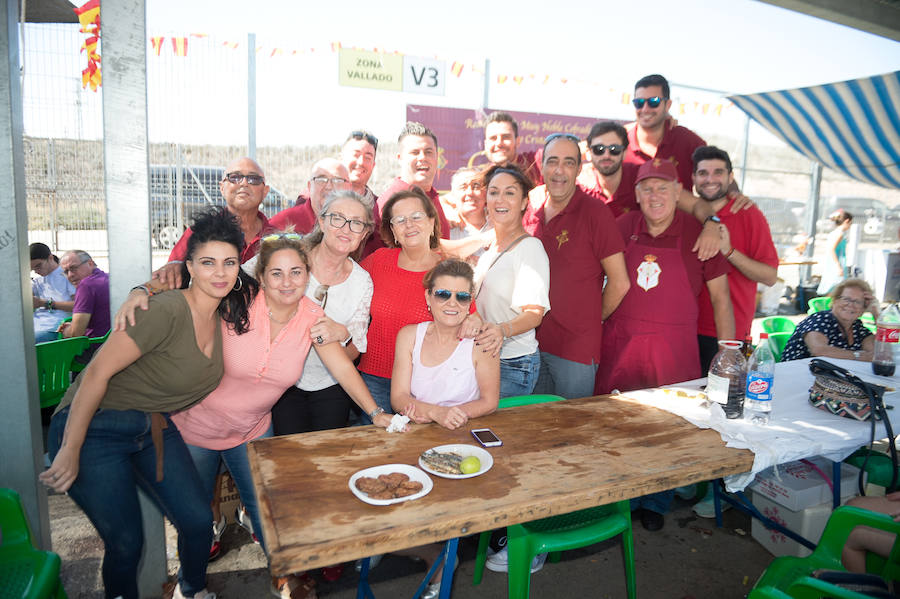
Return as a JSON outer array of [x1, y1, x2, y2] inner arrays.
[[101, 1, 165, 595], [248, 32, 256, 159], [0, 0, 51, 550], [738, 114, 751, 191], [482, 58, 490, 109], [802, 162, 824, 283]]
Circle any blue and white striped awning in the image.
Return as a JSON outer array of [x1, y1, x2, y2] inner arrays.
[[728, 71, 900, 189]]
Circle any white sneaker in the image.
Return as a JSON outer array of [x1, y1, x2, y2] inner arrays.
[[173, 584, 216, 599], [692, 495, 731, 518], [235, 506, 259, 544], [485, 547, 547, 573]]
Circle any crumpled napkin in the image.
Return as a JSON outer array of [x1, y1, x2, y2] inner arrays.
[[386, 413, 410, 433]]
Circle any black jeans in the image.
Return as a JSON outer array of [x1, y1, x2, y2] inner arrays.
[[271, 383, 353, 434]]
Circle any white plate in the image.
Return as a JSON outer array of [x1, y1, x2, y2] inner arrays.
[[418, 444, 494, 479], [348, 464, 433, 506]]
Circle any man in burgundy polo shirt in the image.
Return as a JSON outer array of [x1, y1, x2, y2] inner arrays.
[[153, 156, 272, 288], [483, 111, 542, 185], [341, 129, 378, 206], [580, 121, 640, 217], [523, 133, 630, 399], [693, 146, 778, 372], [362, 122, 452, 258], [268, 158, 351, 233]]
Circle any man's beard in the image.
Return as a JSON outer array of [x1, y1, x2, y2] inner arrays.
[[699, 186, 728, 202], [596, 160, 622, 177]]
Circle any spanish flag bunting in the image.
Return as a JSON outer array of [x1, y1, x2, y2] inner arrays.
[[621, 92, 630, 104], [450, 62, 463, 77], [513, 75, 523, 85], [560, 78, 568, 84], [331, 41, 341, 52], [270, 48, 283, 57], [73, 0, 100, 31], [74, 0, 100, 90], [190, 33, 208, 38], [543, 75, 550, 85], [150, 36, 164, 56], [171, 37, 188, 57], [497, 75, 507, 84], [222, 41, 239, 49]]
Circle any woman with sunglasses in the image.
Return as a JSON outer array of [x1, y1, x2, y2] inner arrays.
[[269, 190, 376, 435], [392, 258, 500, 427], [42, 209, 252, 599], [464, 163, 550, 398], [782, 278, 878, 362], [389, 259, 499, 599]]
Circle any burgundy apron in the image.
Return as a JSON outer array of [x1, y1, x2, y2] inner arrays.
[[596, 217, 701, 394]]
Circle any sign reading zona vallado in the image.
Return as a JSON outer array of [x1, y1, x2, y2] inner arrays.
[[338, 48, 402, 91]]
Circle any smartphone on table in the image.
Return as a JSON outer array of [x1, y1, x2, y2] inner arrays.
[[471, 428, 502, 447]]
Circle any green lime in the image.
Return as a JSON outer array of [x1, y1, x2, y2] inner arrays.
[[459, 456, 481, 474]]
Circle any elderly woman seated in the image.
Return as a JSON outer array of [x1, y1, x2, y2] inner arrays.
[[781, 278, 878, 362], [387, 258, 500, 599]]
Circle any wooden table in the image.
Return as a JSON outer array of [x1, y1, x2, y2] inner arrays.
[[248, 395, 754, 576]]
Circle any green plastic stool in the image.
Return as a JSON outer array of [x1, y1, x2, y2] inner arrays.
[[768, 332, 792, 362], [0, 488, 67, 598], [844, 449, 898, 490], [761, 316, 797, 334], [472, 394, 636, 598], [35, 337, 90, 409], [750, 506, 900, 598], [808, 296, 833, 314]]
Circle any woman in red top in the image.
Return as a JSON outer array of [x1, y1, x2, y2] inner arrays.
[[358, 188, 445, 423]]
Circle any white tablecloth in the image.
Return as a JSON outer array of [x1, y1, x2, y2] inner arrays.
[[621, 357, 899, 492]]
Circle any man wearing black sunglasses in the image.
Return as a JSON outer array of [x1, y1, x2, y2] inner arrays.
[[581, 121, 640, 217], [153, 156, 273, 289]]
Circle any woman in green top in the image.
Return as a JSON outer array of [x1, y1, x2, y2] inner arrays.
[[40, 209, 254, 599]]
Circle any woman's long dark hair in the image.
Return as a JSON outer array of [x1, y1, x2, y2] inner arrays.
[[181, 208, 258, 334]]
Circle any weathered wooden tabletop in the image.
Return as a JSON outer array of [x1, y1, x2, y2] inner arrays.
[[248, 395, 754, 575]]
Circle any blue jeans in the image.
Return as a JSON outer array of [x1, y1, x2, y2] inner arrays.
[[35, 327, 59, 343], [358, 372, 394, 425], [49, 407, 212, 599], [631, 490, 674, 515], [499, 351, 541, 399], [532, 351, 598, 399], [186, 424, 273, 553]]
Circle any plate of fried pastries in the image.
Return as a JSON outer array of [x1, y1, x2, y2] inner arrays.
[[349, 464, 433, 506]]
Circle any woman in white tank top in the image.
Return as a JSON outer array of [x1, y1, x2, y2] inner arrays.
[[391, 259, 499, 429]]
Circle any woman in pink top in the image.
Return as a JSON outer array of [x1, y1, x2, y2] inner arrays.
[[117, 235, 395, 557], [389, 259, 499, 598]]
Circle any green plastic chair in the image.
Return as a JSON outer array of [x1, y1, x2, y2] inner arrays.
[[761, 316, 797, 334], [0, 488, 67, 598], [35, 337, 90, 409], [808, 297, 833, 314], [750, 506, 900, 598], [472, 394, 636, 599], [768, 332, 792, 362]]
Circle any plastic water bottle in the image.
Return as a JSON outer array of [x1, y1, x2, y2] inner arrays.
[[873, 303, 899, 377], [745, 333, 775, 425], [707, 340, 746, 419]]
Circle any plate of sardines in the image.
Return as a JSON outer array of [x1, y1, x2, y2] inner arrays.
[[349, 464, 433, 506], [418, 444, 494, 479]]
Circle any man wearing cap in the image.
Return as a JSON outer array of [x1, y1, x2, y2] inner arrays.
[[693, 146, 778, 372], [598, 158, 733, 394], [483, 111, 542, 184], [268, 157, 352, 233], [523, 133, 629, 399], [597, 158, 733, 532]]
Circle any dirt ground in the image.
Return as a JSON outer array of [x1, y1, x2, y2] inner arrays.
[[49, 489, 775, 599]]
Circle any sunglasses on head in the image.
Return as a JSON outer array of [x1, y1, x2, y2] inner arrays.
[[262, 232, 303, 243], [431, 289, 473, 303], [544, 132, 581, 145], [632, 96, 665, 109], [348, 130, 378, 149], [589, 143, 625, 156], [225, 172, 265, 185]]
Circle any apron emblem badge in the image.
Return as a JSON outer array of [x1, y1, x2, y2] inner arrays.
[[636, 254, 661, 291]]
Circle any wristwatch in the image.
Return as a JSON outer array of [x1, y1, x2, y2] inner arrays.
[[368, 406, 385, 420], [705, 215, 722, 225], [340, 334, 353, 347]]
